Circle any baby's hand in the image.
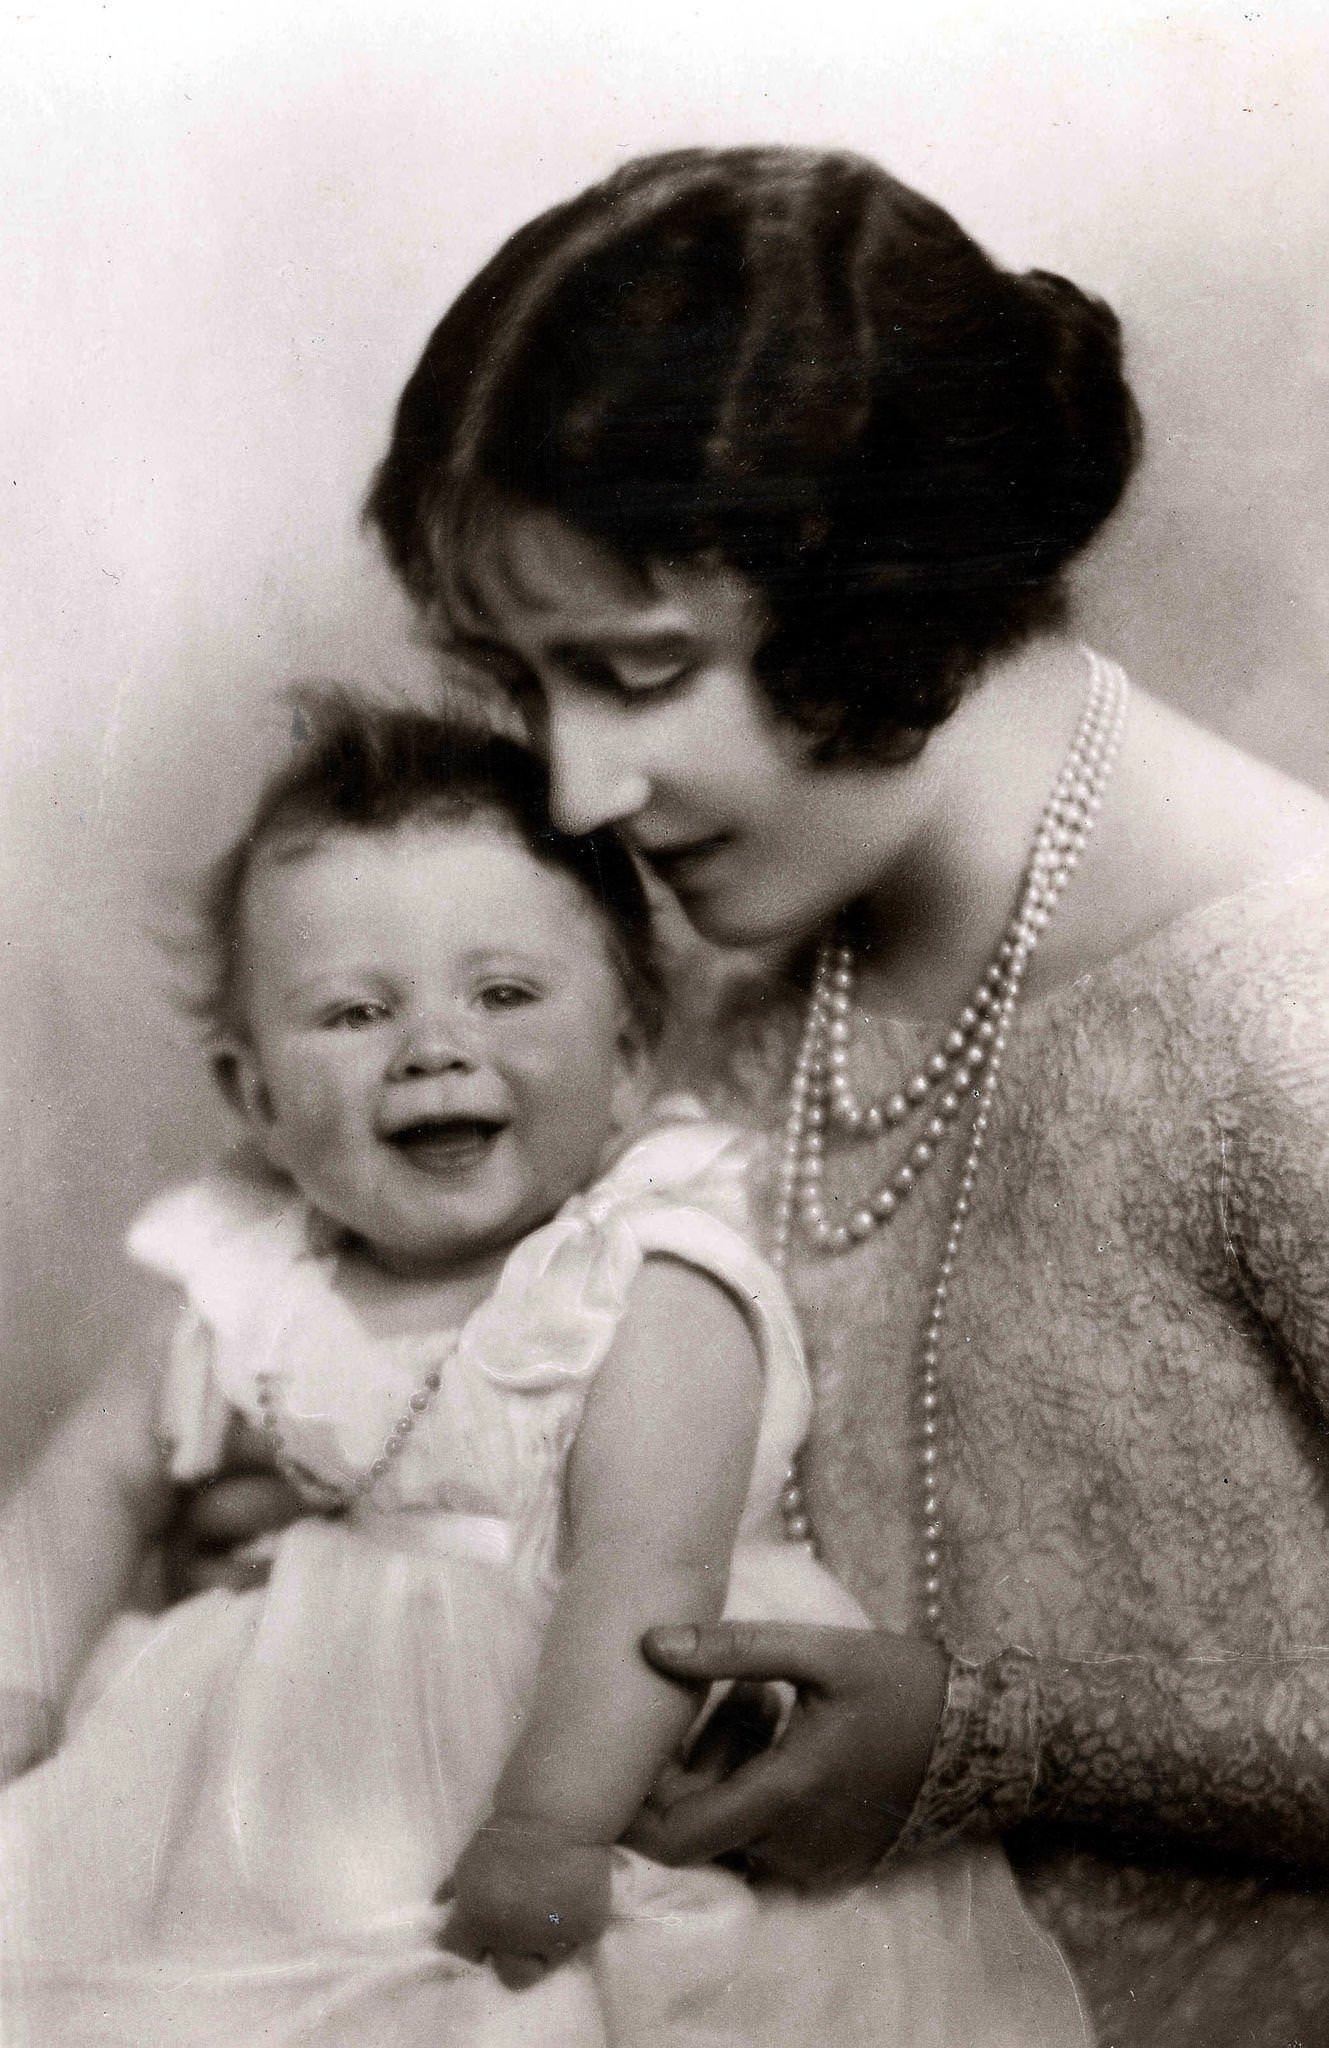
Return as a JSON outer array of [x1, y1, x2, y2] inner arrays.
[[442, 1813, 612, 1989], [0, 1688, 59, 1787]]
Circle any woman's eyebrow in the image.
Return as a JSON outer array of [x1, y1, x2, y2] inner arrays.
[[547, 627, 698, 661]]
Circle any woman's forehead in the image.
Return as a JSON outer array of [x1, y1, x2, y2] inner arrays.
[[457, 499, 760, 651], [459, 501, 655, 629]]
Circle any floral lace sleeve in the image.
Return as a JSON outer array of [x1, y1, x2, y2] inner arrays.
[[892, 1645, 1329, 1873], [894, 997, 1329, 1874]]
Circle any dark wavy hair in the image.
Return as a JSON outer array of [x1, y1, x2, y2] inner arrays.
[[193, 684, 663, 1046], [366, 146, 1142, 763]]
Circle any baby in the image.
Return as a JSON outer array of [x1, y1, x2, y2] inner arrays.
[[0, 688, 1084, 2046]]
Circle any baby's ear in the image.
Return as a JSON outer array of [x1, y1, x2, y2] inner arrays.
[[611, 1013, 656, 1134], [211, 1041, 274, 1129]]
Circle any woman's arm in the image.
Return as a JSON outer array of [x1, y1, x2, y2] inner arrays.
[[630, 1626, 1329, 1880], [984, 1033, 1322, 1874], [446, 1254, 762, 1968], [635, 1016, 1329, 1882], [0, 1309, 177, 1778], [910, 972, 1329, 1874], [1003, 1646, 1329, 1869]]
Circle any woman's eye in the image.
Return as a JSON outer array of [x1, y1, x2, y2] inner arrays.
[[555, 649, 695, 698], [323, 1001, 390, 1030], [478, 982, 539, 1011], [620, 660, 695, 696]]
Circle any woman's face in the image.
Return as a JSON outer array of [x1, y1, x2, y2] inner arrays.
[[462, 506, 928, 951]]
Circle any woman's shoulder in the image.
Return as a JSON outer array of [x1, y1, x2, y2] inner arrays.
[[1036, 856, 1329, 1135], [1156, 857, 1329, 980], [1148, 859, 1329, 1031], [1185, 865, 1329, 1146], [1175, 865, 1329, 1370], [1043, 677, 1329, 1047]]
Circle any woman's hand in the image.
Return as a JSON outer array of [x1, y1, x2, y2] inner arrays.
[[161, 1419, 308, 1599], [627, 1621, 948, 1887], [441, 1815, 612, 1990]]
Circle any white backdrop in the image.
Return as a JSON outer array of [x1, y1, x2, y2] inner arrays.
[[3, 0, 1327, 1476]]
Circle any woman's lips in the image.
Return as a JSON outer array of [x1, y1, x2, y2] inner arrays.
[[387, 1118, 506, 1176]]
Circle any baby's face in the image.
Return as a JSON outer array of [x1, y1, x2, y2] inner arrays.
[[230, 819, 637, 1277]]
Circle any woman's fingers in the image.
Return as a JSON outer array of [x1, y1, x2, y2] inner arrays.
[[628, 1681, 784, 1844], [628, 1712, 917, 1878], [625, 1745, 810, 1864], [223, 1414, 286, 1470], [642, 1620, 858, 1691], [178, 1472, 304, 1549], [631, 1624, 951, 1882], [161, 1470, 308, 1600], [673, 1681, 783, 1792]]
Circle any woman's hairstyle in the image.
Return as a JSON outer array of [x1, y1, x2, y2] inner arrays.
[[193, 684, 663, 1044], [366, 146, 1142, 762]]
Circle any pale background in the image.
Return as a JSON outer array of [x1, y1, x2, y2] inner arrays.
[[3, 0, 1326, 1480]]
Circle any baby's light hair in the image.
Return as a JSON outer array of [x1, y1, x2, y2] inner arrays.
[[189, 682, 664, 1049]]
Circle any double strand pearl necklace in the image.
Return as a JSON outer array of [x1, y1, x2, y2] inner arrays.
[[771, 652, 1128, 1631]]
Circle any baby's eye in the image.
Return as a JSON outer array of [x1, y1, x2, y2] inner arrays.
[[478, 982, 540, 1012], [322, 1000, 391, 1030]]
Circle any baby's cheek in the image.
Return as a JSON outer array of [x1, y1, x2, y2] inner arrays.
[[555, 1106, 619, 1199], [266, 1075, 360, 1173]]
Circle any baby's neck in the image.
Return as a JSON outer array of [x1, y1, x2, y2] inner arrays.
[[331, 1240, 510, 1341]]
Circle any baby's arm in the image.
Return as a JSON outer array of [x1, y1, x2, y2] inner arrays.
[[448, 1254, 762, 1971], [0, 1308, 178, 1781]]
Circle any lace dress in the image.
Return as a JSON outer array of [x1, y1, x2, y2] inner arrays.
[[699, 866, 1329, 2048], [0, 1114, 1084, 2048]]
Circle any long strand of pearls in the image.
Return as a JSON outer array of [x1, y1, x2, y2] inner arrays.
[[772, 653, 1128, 1630]]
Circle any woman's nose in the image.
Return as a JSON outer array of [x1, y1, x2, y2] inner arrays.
[[545, 698, 651, 835], [388, 1018, 475, 1080]]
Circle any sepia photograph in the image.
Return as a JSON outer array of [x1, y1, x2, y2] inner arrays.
[[2, 2, 1327, 2042]]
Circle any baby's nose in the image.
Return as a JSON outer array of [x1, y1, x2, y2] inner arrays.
[[389, 1018, 475, 1079]]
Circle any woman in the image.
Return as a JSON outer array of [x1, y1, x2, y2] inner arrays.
[[189, 148, 1329, 2043]]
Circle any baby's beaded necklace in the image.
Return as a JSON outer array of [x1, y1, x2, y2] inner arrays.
[[255, 1350, 451, 1506], [771, 652, 1128, 1635]]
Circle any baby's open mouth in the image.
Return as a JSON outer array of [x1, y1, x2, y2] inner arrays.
[[386, 1117, 507, 1174]]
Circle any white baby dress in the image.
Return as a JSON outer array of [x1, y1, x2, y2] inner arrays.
[[0, 1112, 1086, 2048]]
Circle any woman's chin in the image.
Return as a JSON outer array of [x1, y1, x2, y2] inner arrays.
[[677, 888, 825, 955], [674, 899, 770, 950]]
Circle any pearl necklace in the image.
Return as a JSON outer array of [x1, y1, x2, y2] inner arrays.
[[255, 1350, 451, 1506], [771, 653, 1128, 1630]]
